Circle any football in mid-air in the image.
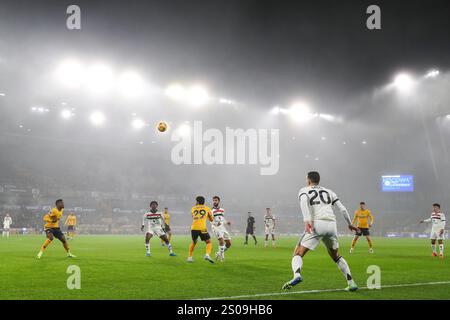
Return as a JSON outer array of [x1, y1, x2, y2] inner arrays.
[[157, 121, 168, 132]]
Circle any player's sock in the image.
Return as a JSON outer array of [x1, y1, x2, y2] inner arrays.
[[167, 243, 173, 253], [431, 244, 437, 254], [6, 231, 9, 238], [335, 256, 353, 285], [272, 240, 276, 246], [63, 242, 70, 253], [245, 235, 248, 244], [145, 243, 150, 254], [40, 239, 52, 252], [188, 242, 196, 257], [220, 245, 226, 257], [291, 255, 303, 278], [439, 244, 444, 255], [351, 239, 356, 248], [253, 236, 257, 244], [264, 240, 268, 247], [206, 242, 212, 256], [367, 238, 373, 248]]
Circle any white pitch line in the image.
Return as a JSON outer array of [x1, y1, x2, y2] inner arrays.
[[197, 281, 450, 300]]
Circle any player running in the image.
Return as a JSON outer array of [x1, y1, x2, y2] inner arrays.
[[160, 207, 172, 246], [141, 201, 176, 257], [264, 208, 276, 247], [282, 171, 359, 292], [64, 212, 77, 240], [420, 203, 446, 259], [244, 212, 257, 245], [2, 213, 12, 238], [211, 196, 232, 262], [350, 202, 374, 253], [37, 199, 76, 259], [187, 196, 214, 264]]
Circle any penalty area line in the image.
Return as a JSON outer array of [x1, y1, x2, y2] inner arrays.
[[197, 281, 450, 300]]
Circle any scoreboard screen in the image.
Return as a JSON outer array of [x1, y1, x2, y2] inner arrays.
[[381, 175, 414, 192]]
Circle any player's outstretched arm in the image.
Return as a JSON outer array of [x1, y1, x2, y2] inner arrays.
[[333, 200, 358, 232]]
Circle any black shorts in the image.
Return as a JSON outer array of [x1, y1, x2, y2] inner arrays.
[[246, 227, 254, 235], [45, 228, 65, 240], [191, 230, 210, 242], [164, 224, 171, 232], [67, 226, 75, 231], [356, 228, 370, 236]]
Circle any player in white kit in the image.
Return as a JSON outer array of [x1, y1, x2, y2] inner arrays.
[[264, 208, 276, 247], [3, 214, 12, 238], [282, 171, 359, 292], [211, 196, 232, 262], [420, 203, 446, 258], [141, 201, 176, 257]]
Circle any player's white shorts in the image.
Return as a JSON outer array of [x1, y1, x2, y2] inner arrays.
[[265, 225, 275, 235], [430, 228, 445, 240], [3, 225, 10, 231], [145, 225, 166, 237], [299, 220, 339, 251], [212, 224, 231, 241]]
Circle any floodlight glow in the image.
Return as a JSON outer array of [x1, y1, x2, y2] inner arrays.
[[56, 59, 85, 88], [446, 114, 450, 119], [289, 103, 316, 123], [118, 71, 145, 98], [219, 98, 235, 105], [131, 118, 145, 130], [393, 73, 414, 92], [89, 111, 106, 126], [319, 113, 336, 122], [87, 63, 114, 94], [0, 93, 5, 96], [165, 83, 186, 101], [187, 85, 209, 106], [61, 109, 73, 119], [425, 69, 440, 78]]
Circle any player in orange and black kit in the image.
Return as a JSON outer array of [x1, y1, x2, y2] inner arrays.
[[187, 196, 214, 264], [37, 199, 76, 259]]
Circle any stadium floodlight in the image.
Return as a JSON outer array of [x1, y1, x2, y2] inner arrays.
[[131, 118, 145, 130], [61, 109, 73, 119], [187, 85, 209, 106], [425, 69, 440, 78], [87, 63, 114, 95], [446, 114, 450, 120], [177, 124, 191, 136], [56, 59, 85, 88], [165, 83, 186, 102], [362, 140, 367, 145], [288, 102, 316, 123], [393, 73, 414, 92], [118, 71, 145, 98], [271, 106, 281, 115], [89, 111, 106, 126], [0, 93, 5, 97]]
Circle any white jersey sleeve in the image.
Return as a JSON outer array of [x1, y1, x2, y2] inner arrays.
[[299, 190, 312, 221]]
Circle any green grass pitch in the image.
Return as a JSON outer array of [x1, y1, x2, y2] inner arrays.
[[0, 235, 449, 300]]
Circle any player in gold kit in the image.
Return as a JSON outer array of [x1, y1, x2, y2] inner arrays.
[[64, 212, 77, 240], [37, 199, 76, 259], [187, 196, 214, 263], [350, 202, 374, 253]]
